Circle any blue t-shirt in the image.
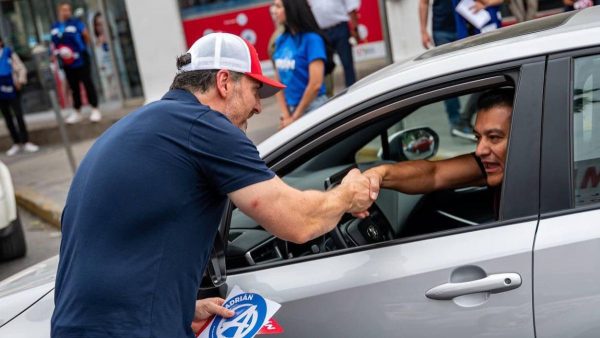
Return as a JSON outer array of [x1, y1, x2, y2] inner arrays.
[[273, 32, 327, 106], [51, 18, 87, 68], [51, 89, 275, 338]]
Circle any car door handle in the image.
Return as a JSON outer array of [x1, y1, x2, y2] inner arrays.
[[425, 273, 522, 300]]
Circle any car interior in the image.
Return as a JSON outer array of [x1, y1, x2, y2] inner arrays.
[[224, 86, 513, 271]]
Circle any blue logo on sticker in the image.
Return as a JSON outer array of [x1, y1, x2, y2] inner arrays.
[[209, 293, 267, 338]]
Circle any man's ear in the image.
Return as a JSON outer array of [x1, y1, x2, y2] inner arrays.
[[215, 70, 230, 98]]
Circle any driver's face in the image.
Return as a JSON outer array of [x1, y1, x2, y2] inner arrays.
[[474, 105, 512, 187]]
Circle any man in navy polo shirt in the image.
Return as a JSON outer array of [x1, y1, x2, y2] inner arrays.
[[51, 33, 378, 338]]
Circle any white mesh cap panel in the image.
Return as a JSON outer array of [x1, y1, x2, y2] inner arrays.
[[182, 33, 251, 73]]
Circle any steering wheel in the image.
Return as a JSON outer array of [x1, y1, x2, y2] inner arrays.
[[324, 166, 395, 248]]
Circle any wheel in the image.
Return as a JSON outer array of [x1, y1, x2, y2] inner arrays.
[[0, 216, 27, 261]]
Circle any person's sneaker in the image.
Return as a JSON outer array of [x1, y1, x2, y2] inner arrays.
[[65, 112, 83, 124], [23, 142, 39, 153], [5, 144, 21, 156], [90, 108, 102, 123], [451, 125, 477, 142]]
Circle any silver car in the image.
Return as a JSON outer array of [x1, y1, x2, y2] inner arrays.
[[2, 7, 600, 337]]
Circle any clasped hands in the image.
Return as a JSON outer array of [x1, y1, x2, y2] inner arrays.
[[339, 168, 382, 218]]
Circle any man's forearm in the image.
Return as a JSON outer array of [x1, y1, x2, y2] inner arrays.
[[287, 188, 353, 243], [369, 161, 437, 194]]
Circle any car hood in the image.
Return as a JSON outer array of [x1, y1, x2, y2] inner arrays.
[[0, 256, 58, 327]]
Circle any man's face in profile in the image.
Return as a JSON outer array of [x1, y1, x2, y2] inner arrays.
[[474, 105, 512, 187]]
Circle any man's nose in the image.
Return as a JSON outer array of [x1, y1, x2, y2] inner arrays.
[[475, 139, 490, 157], [254, 99, 262, 115]]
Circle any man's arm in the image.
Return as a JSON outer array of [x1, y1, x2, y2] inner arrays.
[[229, 169, 377, 244], [364, 154, 486, 195], [419, 0, 433, 49]]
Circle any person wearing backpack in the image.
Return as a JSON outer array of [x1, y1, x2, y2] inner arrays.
[[272, 0, 331, 129], [0, 37, 39, 156]]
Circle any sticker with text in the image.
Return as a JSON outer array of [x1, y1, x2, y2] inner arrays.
[[198, 285, 281, 338]]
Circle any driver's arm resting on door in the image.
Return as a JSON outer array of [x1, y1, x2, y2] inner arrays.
[[229, 169, 378, 244]]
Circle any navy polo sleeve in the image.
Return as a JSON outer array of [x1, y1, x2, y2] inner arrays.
[[305, 33, 327, 64], [188, 111, 275, 195]]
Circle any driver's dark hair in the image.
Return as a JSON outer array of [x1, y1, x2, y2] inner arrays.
[[170, 53, 242, 93], [476, 88, 515, 112]]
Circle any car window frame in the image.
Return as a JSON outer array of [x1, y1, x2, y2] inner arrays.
[[224, 56, 545, 275], [540, 46, 600, 219]]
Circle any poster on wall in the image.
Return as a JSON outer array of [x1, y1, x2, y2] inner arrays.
[[180, 0, 386, 74]]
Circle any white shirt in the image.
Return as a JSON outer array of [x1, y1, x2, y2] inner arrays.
[[308, 0, 361, 29]]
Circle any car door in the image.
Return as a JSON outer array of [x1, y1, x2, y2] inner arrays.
[[534, 49, 600, 338], [223, 60, 545, 337]]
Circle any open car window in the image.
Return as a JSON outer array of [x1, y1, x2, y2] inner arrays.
[[226, 84, 516, 271]]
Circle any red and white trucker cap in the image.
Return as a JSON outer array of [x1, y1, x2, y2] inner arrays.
[[180, 32, 285, 98]]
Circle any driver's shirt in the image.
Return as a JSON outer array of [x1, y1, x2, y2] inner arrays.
[[51, 89, 275, 338]]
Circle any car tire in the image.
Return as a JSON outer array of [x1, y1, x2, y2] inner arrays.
[[0, 216, 27, 261]]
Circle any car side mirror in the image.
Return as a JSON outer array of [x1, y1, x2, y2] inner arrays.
[[390, 127, 439, 161]]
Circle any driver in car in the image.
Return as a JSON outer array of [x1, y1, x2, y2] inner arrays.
[[364, 88, 514, 219]]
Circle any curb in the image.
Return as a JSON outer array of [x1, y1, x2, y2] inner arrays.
[[15, 187, 62, 230]]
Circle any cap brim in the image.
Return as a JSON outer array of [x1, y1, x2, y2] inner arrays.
[[246, 73, 286, 99]]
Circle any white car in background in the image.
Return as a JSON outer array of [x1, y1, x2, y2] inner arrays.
[[0, 160, 26, 262], [1, 6, 600, 337]]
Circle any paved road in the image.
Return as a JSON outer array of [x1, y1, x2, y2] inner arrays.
[[0, 208, 61, 281]]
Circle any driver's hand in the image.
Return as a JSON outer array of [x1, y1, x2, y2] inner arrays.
[[340, 169, 378, 217], [191, 298, 235, 334]]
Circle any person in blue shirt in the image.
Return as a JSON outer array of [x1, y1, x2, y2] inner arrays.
[[51, 32, 377, 338], [0, 37, 39, 156], [272, 0, 329, 129], [452, 0, 504, 39], [51, 1, 101, 124]]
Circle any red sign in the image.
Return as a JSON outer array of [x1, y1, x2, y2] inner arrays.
[[181, 0, 384, 62], [258, 318, 284, 335]]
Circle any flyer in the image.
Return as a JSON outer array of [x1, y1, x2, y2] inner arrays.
[[455, 0, 492, 30], [198, 286, 281, 338]]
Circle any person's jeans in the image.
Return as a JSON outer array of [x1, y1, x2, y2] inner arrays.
[[433, 30, 462, 127], [324, 22, 356, 87]]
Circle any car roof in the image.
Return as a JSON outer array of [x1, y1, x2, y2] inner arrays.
[[258, 6, 600, 157]]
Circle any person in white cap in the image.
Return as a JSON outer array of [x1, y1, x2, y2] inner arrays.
[[51, 32, 379, 338]]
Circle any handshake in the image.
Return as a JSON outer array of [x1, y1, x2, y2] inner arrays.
[[336, 168, 382, 218]]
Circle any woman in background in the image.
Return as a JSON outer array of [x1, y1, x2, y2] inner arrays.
[[272, 0, 329, 129]]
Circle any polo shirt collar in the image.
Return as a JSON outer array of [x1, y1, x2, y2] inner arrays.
[[161, 89, 200, 104]]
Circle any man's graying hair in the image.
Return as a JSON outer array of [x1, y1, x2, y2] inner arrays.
[[170, 53, 242, 93]]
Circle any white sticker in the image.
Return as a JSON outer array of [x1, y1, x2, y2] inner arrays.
[[198, 285, 281, 338]]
